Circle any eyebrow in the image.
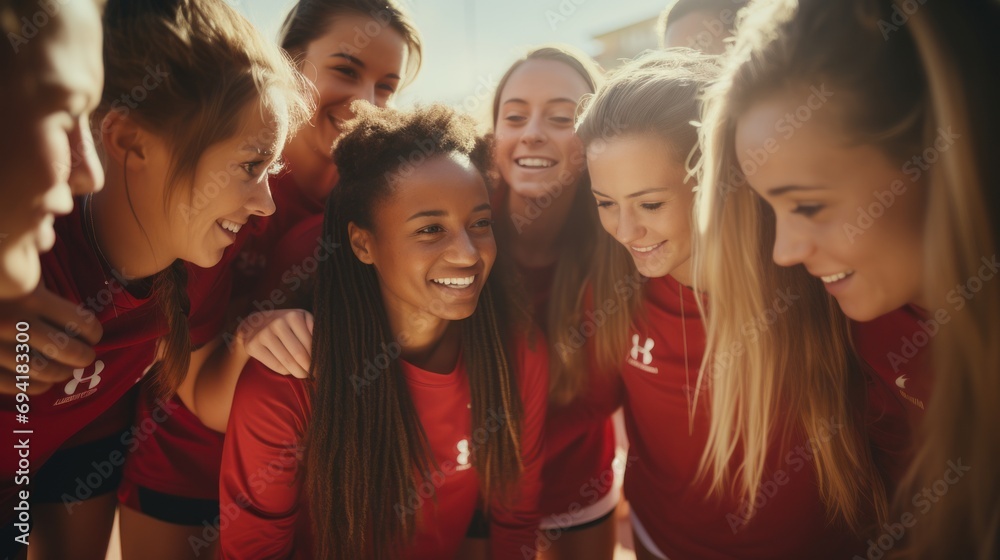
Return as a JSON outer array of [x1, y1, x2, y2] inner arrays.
[[330, 53, 401, 80], [240, 144, 273, 157], [766, 185, 826, 196], [406, 202, 492, 222], [502, 98, 578, 106], [592, 187, 671, 199]]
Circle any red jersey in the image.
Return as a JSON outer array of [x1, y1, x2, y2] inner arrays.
[[219, 337, 548, 559], [615, 275, 861, 559], [232, 170, 324, 298], [0, 203, 225, 517], [117, 231, 246, 505], [516, 264, 618, 519], [852, 305, 932, 484]]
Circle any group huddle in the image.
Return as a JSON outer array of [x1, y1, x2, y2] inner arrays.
[[1, 0, 998, 559]]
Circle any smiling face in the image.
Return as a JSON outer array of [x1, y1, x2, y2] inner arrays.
[[0, 0, 104, 297], [350, 154, 496, 326], [494, 59, 591, 200], [292, 12, 407, 163], [735, 91, 927, 321], [164, 101, 283, 268], [588, 134, 696, 282]]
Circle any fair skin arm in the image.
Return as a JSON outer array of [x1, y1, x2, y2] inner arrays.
[[182, 309, 313, 432]]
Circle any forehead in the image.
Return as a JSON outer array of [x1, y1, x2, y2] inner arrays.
[[500, 59, 591, 104], [588, 134, 688, 188], [307, 12, 407, 71], [384, 154, 487, 208], [27, 0, 104, 107]]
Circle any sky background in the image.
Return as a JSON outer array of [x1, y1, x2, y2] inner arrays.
[[233, 0, 667, 112]]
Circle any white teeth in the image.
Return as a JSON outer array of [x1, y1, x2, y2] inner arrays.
[[219, 219, 242, 234], [432, 276, 475, 288], [516, 158, 555, 168], [820, 270, 853, 283], [631, 242, 663, 253]]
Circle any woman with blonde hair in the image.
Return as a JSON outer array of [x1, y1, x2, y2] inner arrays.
[[578, 48, 866, 559], [695, 0, 999, 557]]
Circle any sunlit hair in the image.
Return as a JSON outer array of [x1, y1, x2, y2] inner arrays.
[[491, 44, 604, 406], [98, 0, 313, 397], [308, 103, 525, 559], [576, 49, 719, 374], [694, 0, 1000, 551], [279, 0, 423, 88]]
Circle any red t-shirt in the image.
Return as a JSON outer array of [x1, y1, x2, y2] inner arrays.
[[231, 170, 324, 300], [219, 337, 548, 559], [616, 275, 861, 559], [0, 203, 225, 517], [517, 263, 618, 518], [852, 305, 932, 484]]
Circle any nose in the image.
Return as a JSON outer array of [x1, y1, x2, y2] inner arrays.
[[615, 209, 645, 246], [519, 115, 546, 145], [68, 121, 105, 195], [771, 216, 813, 267], [353, 81, 378, 108], [446, 230, 480, 267], [246, 177, 276, 217]]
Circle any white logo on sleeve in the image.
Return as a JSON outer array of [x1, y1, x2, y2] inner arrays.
[[456, 438, 471, 471], [66, 360, 104, 394], [627, 334, 659, 374], [895, 375, 908, 389]]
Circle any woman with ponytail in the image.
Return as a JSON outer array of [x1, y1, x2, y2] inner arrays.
[[0, 1, 312, 558], [695, 0, 999, 557], [577, 49, 871, 559], [219, 103, 547, 559]]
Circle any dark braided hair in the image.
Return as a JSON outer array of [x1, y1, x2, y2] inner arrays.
[[307, 103, 525, 559]]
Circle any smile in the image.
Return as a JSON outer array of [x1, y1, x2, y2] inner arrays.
[[820, 270, 854, 283], [515, 157, 556, 169], [218, 219, 243, 234], [431, 275, 476, 288], [631, 241, 664, 253]]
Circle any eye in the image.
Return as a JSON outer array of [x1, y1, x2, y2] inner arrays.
[[334, 66, 358, 79], [472, 218, 493, 229], [417, 224, 445, 235], [791, 203, 824, 217], [595, 200, 616, 209], [241, 161, 265, 177], [640, 202, 664, 211], [503, 114, 526, 124], [550, 116, 573, 125], [377, 83, 396, 94]]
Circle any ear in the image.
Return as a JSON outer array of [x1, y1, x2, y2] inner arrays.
[[99, 109, 149, 168], [348, 222, 375, 265]]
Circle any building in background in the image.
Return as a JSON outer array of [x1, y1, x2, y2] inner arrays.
[[592, 13, 659, 70]]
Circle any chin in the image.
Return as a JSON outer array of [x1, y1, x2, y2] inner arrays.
[[0, 248, 41, 298]]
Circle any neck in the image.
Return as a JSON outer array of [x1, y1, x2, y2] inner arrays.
[[386, 301, 460, 374], [668, 260, 694, 290], [91, 168, 173, 281], [504, 186, 577, 268], [283, 134, 339, 202]]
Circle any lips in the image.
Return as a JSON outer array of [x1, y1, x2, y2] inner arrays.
[[431, 275, 476, 289], [819, 270, 854, 283], [631, 241, 664, 254], [218, 219, 243, 234]]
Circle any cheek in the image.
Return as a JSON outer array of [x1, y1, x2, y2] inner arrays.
[[597, 210, 617, 237]]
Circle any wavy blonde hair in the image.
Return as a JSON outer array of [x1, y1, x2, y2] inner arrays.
[[694, 0, 1000, 553]]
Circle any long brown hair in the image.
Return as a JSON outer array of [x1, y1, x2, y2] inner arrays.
[[279, 0, 423, 88], [99, 0, 313, 397], [491, 44, 604, 405], [307, 103, 525, 559]]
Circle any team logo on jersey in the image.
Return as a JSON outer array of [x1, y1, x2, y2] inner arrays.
[[456, 438, 471, 471], [627, 334, 658, 374], [53, 360, 105, 406], [895, 374, 924, 409]]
